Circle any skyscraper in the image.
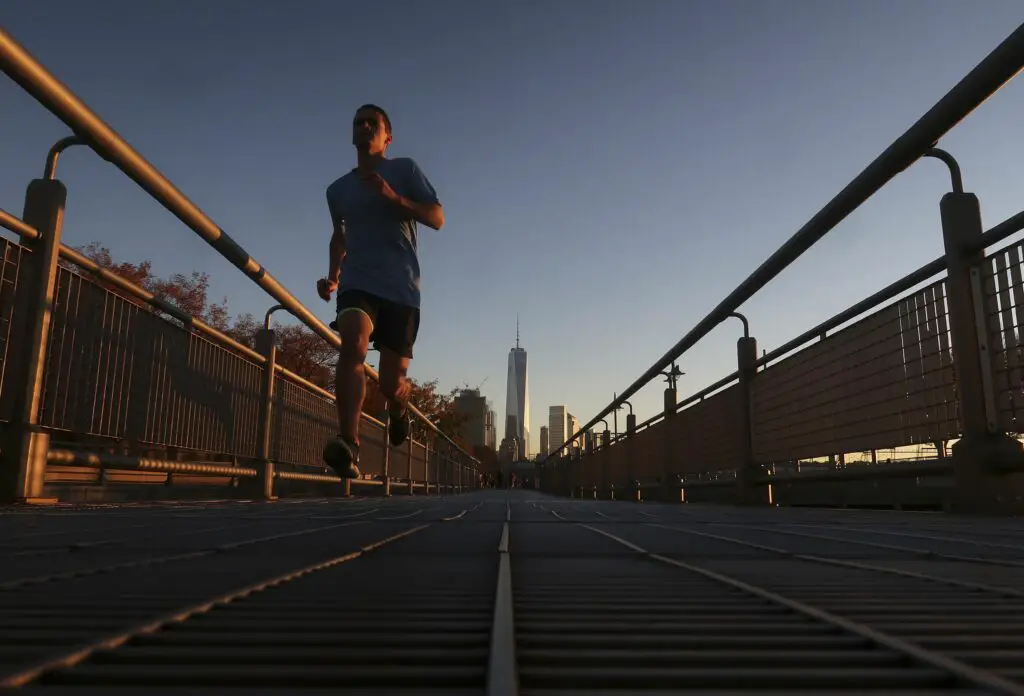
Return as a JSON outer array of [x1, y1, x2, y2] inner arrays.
[[505, 316, 530, 458], [548, 405, 568, 454], [454, 389, 489, 449], [539, 426, 549, 458], [485, 407, 497, 450]]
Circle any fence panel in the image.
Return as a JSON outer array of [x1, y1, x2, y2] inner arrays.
[[986, 243, 1024, 434], [0, 237, 28, 423], [668, 384, 745, 474], [753, 280, 959, 462], [38, 266, 263, 458]]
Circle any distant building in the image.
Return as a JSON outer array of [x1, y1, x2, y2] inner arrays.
[[485, 408, 497, 450], [549, 406, 568, 453], [499, 436, 519, 464], [539, 426, 549, 457], [454, 389, 489, 449], [505, 318, 530, 457]]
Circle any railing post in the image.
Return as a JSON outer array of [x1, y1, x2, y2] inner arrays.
[[600, 429, 610, 498], [381, 413, 392, 497], [625, 413, 636, 491], [940, 188, 1024, 511], [424, 438, 432, 495], [0, 178, 66, 504], [406, 434, 415, 496], [661, 387, 676, 502], [735, 333, 768, 504], [442, 444, 450, 495], [455, 453, 461, 494], [254, 327, 278, 501]]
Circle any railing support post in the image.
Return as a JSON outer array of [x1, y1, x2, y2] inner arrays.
[[381, 413, 392, 497], [600, 429, 610, 497], [735, 334, 768, 505], [941, 189, 1024, 511], [406, 435, 415, 496], [425, 439, 432, 495], [0, 178, 66, 504], [625, 413, 636, 492], [442, 444, 450, 495], [254, 327, 278, 501], [661, 387, 676, 502]]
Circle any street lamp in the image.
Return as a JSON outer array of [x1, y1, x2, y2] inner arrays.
[[660, 361, 684, 391], [660, 362, 684, 414]]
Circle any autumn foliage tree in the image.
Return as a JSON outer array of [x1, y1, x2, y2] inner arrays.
[[73, 242, 230, 329], [72, 243, 466, 438]]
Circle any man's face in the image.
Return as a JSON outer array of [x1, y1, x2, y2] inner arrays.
[[352, 108, 391, 154]]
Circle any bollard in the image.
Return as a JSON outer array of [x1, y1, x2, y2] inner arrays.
[[1, 179, 67, 504]]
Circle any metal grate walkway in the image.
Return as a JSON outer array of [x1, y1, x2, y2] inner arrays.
[[1, 492, 1023, 694]]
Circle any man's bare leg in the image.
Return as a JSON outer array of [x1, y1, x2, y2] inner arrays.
[[323, 309, 373, 478], [378, 347, 412, 447]]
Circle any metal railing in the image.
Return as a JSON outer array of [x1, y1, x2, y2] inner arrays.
[[0, 27, 478, 503], [543, 23, 1024, 513]]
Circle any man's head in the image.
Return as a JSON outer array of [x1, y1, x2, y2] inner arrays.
[[352, 104, 392, 155]]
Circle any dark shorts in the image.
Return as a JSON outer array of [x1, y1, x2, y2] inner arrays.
[[335, 289, 420, 359]]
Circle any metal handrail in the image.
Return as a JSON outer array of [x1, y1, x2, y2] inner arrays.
[[0, 208, 38, 239], [549, 22, 1024, 459], [0, 28, 476, 467]]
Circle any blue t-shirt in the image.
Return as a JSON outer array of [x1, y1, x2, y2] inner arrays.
[[326, 157, 440, 309]]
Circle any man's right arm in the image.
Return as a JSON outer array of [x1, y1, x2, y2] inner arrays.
[[326, 188, 346, 283], [327, 227, 345, 282]]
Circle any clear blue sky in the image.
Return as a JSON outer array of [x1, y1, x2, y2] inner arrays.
[[3, 1, 1024, 452]]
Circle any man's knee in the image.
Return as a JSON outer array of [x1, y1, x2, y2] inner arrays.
[[337, 311, 371, 366]]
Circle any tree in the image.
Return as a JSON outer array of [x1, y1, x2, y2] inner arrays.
[[364, 376, 467, 440], [74, 242, 229, 329], [225, 313, 336, 391]]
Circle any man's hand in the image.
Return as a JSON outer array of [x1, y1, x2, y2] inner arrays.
[[317, 277, 338, 302], [359, 171, 400, 204]]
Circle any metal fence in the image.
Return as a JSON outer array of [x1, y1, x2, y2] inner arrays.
[[0, 227, 469, 500], [0, 28, 478, 503], [541, 24, 1024, 513]]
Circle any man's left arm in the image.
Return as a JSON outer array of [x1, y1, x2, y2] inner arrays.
[[394, 160, 444, 230]]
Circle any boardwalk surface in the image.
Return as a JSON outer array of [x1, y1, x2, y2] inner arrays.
[[1, 491, 1023, 694]]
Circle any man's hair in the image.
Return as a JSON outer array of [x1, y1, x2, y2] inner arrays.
[[357, 103, 392, 134]]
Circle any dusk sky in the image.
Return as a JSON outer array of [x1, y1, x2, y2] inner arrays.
[[3, 1, 1024, 450]]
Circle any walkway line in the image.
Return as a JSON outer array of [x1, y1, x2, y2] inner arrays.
[[374, 509, 424, 520], [650, 523, 1024, 600], [0, 523, 432, 688], [703, 521, 1024, 568], [578, 523, 1024, 696], [0, 520, 368, 591], [442, 501, 484, 522], [776, 521, 1024, 553], [486, 520, 518, 696]]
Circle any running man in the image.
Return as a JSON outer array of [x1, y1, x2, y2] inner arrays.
[[316, 104, 445, 478]]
